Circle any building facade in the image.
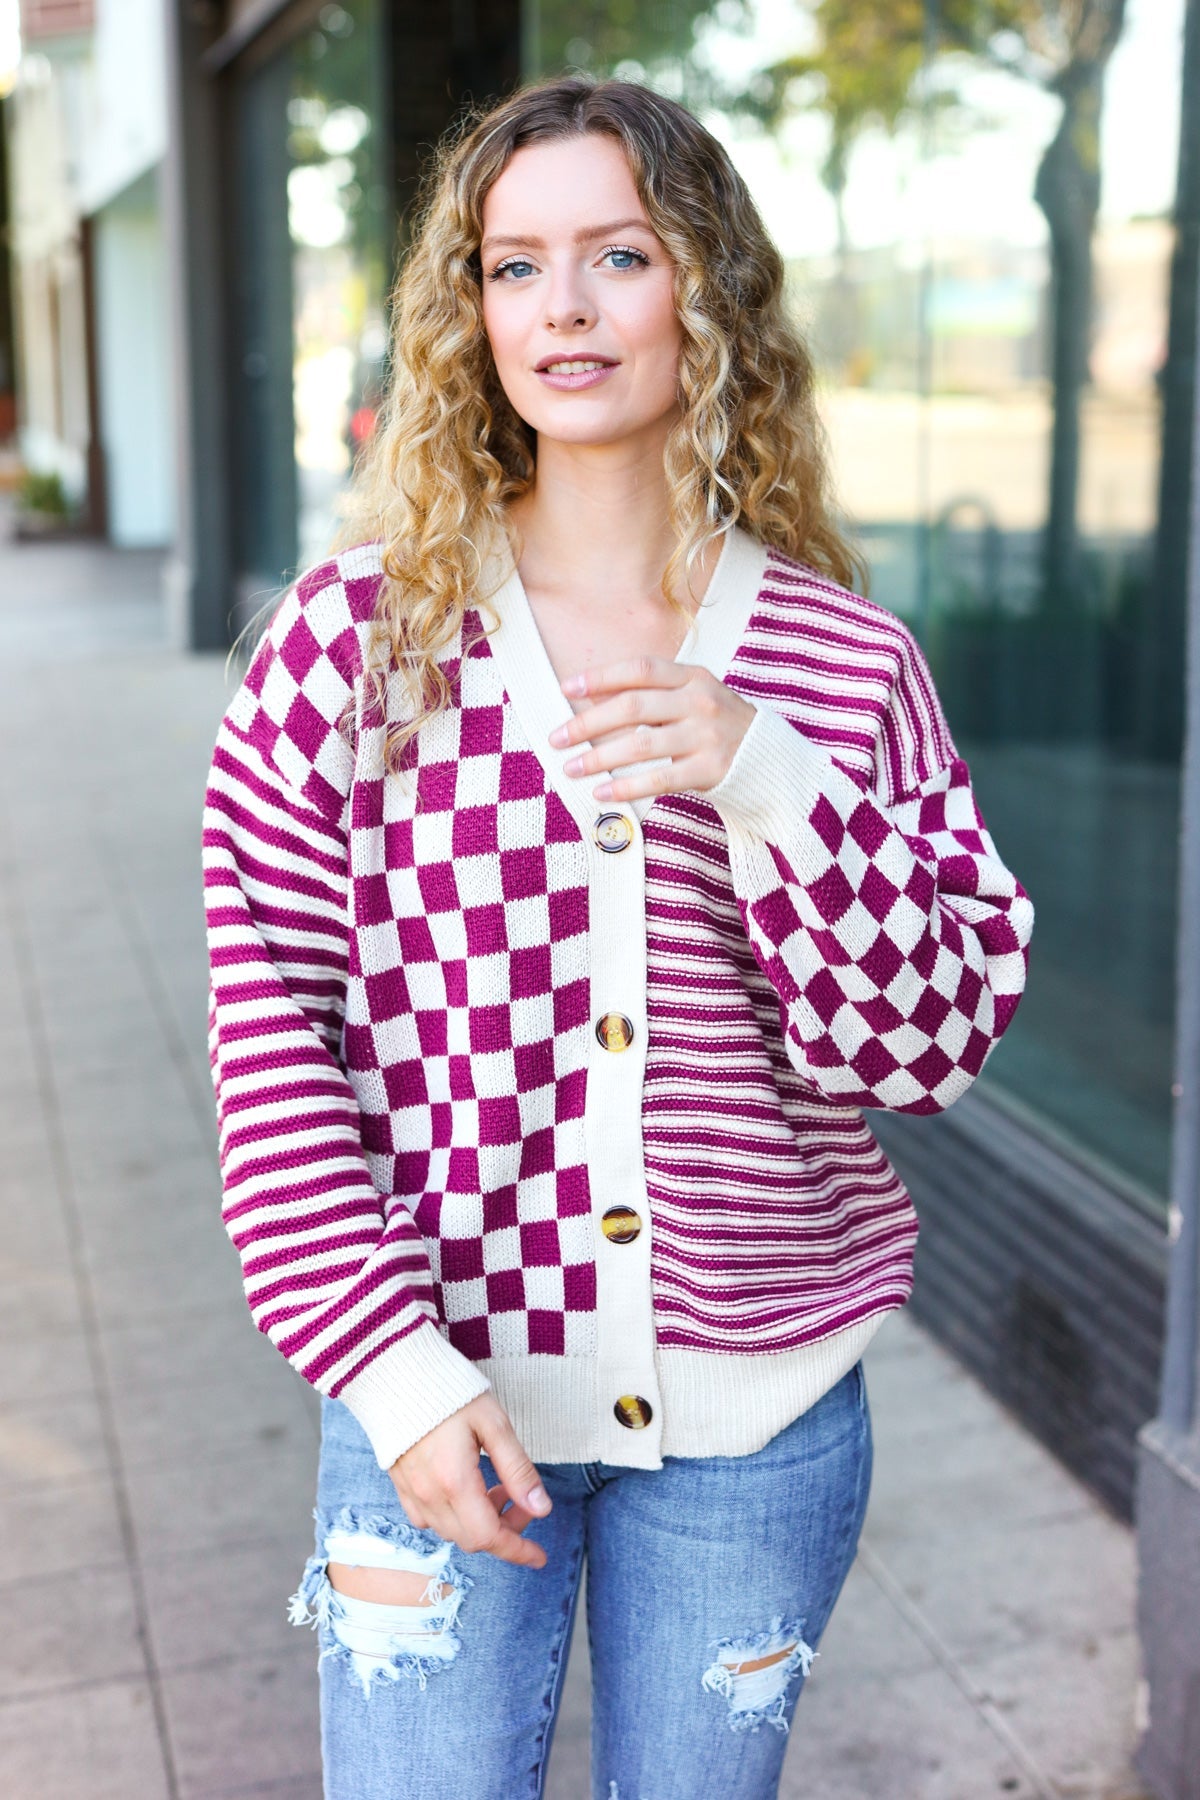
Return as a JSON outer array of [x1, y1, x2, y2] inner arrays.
[[7, 0, 1195, 1789], [7, 0, 174, 541]]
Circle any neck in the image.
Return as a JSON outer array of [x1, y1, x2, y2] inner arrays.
[[507, 430, 716, 610]]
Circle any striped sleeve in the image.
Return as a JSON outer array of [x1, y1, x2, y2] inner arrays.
[[202, 570, 489, 1472], [706, 625, 1034, 1115]]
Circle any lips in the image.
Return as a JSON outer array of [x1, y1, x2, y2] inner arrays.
[[534, 354, 618, 371], [534, 360, 621, 392]]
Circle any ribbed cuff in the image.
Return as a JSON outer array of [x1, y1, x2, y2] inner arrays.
[[705, 697, 836, 856], [333, 1322, 493, 1471]]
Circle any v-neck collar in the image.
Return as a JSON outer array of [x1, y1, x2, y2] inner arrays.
[[480, 520, 770, 830]]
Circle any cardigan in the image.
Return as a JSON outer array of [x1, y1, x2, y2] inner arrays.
[[202, 522, 1034, 1474]]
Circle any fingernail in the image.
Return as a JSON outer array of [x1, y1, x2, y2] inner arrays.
[[562, 674, 585, 695], [527, 1484, 550, 1512], [593, 781, 613, 800]]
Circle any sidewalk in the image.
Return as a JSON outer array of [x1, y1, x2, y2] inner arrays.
[[0, 509, 1150, 1800]]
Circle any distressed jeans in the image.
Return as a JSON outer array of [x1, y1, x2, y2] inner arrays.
[[289, 1359, 873, 1800]]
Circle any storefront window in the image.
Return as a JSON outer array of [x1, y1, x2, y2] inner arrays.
[[526, 0, 1188, 1209], [230, 0, 390, 589]]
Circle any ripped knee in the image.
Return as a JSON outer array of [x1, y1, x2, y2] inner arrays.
[[326, 1562, 453, 1607], [288, 1505, 473, 1698], [700, 1615, 816, 1734]]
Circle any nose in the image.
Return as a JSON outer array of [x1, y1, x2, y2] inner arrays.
[[543, 261, 596, 334]]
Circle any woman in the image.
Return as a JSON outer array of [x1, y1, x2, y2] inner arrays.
[[202, 74, 1033, 1800]]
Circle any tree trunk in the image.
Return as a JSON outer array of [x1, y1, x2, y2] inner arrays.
[[1033, 70, 1104, 617], [823, 129, 857, 381], [1031, 0, 1128, 621]]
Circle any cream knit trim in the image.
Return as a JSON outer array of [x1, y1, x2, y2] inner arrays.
[[478, 523, 774, 1468], [477, 1310, 887, 1468], [335, 1321, 493, 1472]]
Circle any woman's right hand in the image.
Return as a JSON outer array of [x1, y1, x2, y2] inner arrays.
[[388, 1392, 553, 1568]]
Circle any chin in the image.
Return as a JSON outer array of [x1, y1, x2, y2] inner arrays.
[[530, 416, 631, 445], [528, 409, 673, 449]]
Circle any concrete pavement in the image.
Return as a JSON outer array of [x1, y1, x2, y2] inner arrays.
[[0, 506, 1150, 1798]]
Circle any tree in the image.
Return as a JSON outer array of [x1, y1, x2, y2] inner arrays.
[[744, 3, 942, 294], [743, 0, 1130, 619], [531, 0, 747, 102]]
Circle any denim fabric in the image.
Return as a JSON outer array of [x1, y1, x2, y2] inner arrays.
[[291, 1360, 873, 1800]]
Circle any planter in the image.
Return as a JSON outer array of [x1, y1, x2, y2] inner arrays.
[[13, 509, 88, 542]]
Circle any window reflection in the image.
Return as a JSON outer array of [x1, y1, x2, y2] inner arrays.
[[527, 0, 1187, 1205], [231, 0, 389, 589], [287, 3, 390, 571]]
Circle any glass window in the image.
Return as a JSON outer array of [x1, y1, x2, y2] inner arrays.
[[230, 0, 391, 590], [525, 0, 1188, 1210]]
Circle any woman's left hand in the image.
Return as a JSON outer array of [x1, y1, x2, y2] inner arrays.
[[547, 656, 757, 804]]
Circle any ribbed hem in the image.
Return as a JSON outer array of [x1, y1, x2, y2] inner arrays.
[[705, 695, 837, 857], [655, 1314, 883, 1457], [474, 1309, 890, 1469], [334, 1322, 493, 1471]]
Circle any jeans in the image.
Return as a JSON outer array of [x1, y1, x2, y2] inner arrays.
[[289, 1359, 873, 1800]]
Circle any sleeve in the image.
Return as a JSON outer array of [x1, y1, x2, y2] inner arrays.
[[202, 571, 490, 1472], [704, 639, 1034, 1116]]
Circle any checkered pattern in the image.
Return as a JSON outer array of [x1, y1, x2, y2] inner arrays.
[[702, 560, 1033, 1117], [205, 547, 602, 1420], [235, 555, 367, 825], [342, 624, 597, 1362], [203, 540, 1033, 1454], [718, 732, 1030, 1114]]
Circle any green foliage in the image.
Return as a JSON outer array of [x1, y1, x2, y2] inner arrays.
[[739, 0, 1100, 197], [531, 0, 750, 99], [288, 0, 388, 281], [18, 468, 70, 517]]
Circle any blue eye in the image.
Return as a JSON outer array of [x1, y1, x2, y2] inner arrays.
[[603, 246, 649, 271], [488, 257, 535, 282], [486, 245, 651, 282]]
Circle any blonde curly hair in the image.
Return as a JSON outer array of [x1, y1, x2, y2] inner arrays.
[[327, 73, 866, 770]]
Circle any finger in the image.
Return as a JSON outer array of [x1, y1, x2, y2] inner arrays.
[[407, 1465, 543, 1567], [390, 1475, 543, 1569], [561, 655, 690, 700], [475, 1415, 552, 1522], [447, 1475, 549, 1568], [592, 754, 709, 804], [485, 1482, 536, 1535], [551, 686, 689, 753], [564, 721, 693, 780]]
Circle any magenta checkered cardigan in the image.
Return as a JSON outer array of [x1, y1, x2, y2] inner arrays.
[[202, 524, 1033, 1472]]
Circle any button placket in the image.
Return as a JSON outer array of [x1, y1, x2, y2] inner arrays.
[[581, 788, 662, 1462], [481, 529, 770, 1468]]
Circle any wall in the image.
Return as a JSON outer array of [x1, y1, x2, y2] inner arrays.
[[76, 0, 165, 214], [8, 0, 169, 513], [93, 166, 173, 545]]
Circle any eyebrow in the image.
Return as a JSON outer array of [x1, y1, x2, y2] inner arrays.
[[479, 217, 654, 255]]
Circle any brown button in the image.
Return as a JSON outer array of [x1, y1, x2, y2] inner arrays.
[[595, 1012, 634, 1052], [594, 811, 633, 854], [601, 1205, 642, 1244], [614, 1394, 653, 1430]]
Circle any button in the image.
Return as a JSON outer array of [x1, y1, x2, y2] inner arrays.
[[593, 811, 633, 853], [596, 1012, 634, 1052], [601, 1205, 642, 1243], [614, 1394, 653, 1429]]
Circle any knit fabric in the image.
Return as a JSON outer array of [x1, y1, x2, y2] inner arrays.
[[202, 524, 1033, 1473]]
